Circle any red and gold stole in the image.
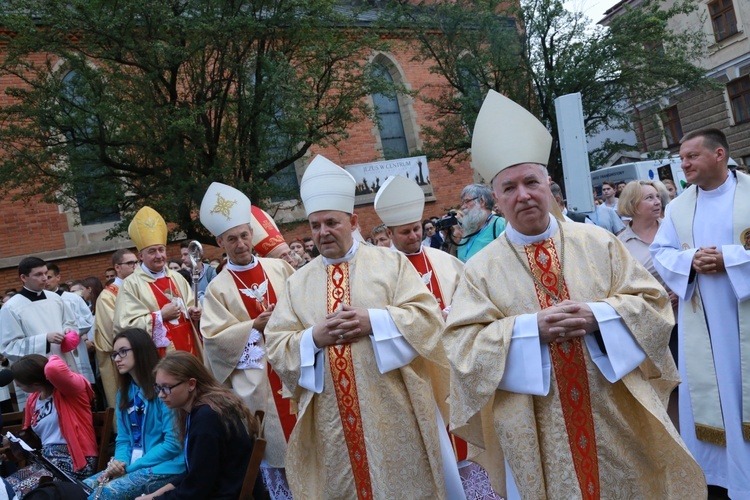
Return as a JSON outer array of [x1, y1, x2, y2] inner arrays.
[[326, 263, 373, 500], [105, 283, 119, 296], [524, 239, 600, 500], [148, 277, 197, 357], [230, 264, 297, 441], [405, 252, 468, 461]]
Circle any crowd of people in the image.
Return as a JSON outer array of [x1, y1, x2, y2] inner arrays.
[[0, 89, 745, 500]]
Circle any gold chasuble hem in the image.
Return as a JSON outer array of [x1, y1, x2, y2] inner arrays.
[[524, 240, 600, 499], [326, 263, 373, 500], [695, 424, 727, 447]]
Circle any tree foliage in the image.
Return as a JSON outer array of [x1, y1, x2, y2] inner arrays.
[[387, 0, 710, 181], [0, 0, 386, 241]]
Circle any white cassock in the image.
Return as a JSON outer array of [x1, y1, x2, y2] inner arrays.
[[651, 173, 750, 498]]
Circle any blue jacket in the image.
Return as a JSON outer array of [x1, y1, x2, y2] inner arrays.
[[458, 214, 506, 262], [114, 381, 185, 475]]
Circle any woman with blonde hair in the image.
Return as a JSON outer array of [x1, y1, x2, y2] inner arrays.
[[618, 180, 679, 423], [141, 352, 259, 500]]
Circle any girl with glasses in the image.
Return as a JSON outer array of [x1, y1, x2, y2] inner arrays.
[[140, 351, 259, 500], [6, 354, 98, 497], [84, 328, 184, 499]]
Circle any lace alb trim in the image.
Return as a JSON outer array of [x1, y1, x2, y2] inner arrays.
[[237, 329, 264, 369]]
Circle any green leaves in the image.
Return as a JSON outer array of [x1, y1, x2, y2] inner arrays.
[[0, 0, 382, 241]]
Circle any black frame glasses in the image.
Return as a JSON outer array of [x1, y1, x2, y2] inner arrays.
[[153, 381, 185, 395], [109, 348, 133, 361]]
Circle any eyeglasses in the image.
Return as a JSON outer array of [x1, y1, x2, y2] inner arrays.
[[461, 196, 479, 206], [153, 381, 184, 395], [110, 348, 133, 361], [118, 261, 138, 267]]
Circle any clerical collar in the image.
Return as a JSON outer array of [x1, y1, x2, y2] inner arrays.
[[322, 239, 359, 265], [505, 215, 558, 245], [113, 277, 124, 286], [227, 257, 258, 272], [141, 263, 166, 279], [53, 288, 63, 296], [20, 286, 46, 300], [698, 169, 735, 197], [403, 246, 424, 257]]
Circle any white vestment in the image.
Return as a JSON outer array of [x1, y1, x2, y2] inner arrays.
[[651, 173, 750, 498], [0, 291, 80, 408], [59, 291, 96, 383]]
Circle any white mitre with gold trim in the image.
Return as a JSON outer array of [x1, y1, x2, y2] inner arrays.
[[374, 175, 424, 226], [300, 155, 356, 216], [471, 90, 552, 183], [199, 182, 252, 237], [128, 206, 167, 251]]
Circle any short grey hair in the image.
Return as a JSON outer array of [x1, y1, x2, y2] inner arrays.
[[461, 184, 494, 211]]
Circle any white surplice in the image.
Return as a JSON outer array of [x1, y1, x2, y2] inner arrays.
[[651, 173, 750, 498]]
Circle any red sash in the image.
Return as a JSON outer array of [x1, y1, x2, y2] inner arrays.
[[148, 277, 197, 357], [406, 251, 468, 461], [230, 265, 297, 441], [406, 251, 446, 308], [524, 239, 600, 499], [326, 263, 373, 499]]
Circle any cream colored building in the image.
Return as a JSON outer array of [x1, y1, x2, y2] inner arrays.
[[601, 0, 750, 163]]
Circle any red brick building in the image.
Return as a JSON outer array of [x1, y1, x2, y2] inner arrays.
[[0, 41, 475, 291]]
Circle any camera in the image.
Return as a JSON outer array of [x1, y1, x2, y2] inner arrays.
[[435, 211, 458, 231]]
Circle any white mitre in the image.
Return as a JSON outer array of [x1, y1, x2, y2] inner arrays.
[[199, 182, 252, 237], [300, 155, 356, 216], [471, 89, 553, 183], [374, 175, 424, 226]]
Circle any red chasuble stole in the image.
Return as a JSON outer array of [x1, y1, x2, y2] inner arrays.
[[405, 252, 446, 308], [326, 263, 373, 500], [148, 277, 197, 356], [524, 239, 600, 500], [105, 284, 119, 296], [405, 252, 468, 461], [230, 264, 297, 441]]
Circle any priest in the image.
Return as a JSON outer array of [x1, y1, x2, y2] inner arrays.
[[199, 182, 296, 497], [113, 206, 202, 359], [94, 248, 139, 407], [443, 90, 705, 498], [374, 175, 500, 498], [0, 256, 80, 409], [265, 155, 463, 499], [651, 128, 750, 498]]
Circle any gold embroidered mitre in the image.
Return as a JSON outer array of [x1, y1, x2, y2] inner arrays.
[[200, 182, 252, 237], [128, 206, 168, 251]]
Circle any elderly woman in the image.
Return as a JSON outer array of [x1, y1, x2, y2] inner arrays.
[[618, 180, 679, 424]]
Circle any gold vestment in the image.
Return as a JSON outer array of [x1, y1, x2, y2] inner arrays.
[[444, 221, 705, 498], [113, 267, 202, 358], [266, 244, 449, 499], [94, 285, 119, 407]]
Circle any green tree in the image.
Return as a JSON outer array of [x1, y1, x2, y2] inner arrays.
[[387, 0, 709, 181], [0, 0, 386, 241]]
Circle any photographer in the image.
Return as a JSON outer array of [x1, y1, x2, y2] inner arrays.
[[455, 184, 505, 262]]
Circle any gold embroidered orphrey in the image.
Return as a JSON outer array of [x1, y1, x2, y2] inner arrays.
[[211, 192, 238, 220], [504, 222, 566, 305]]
